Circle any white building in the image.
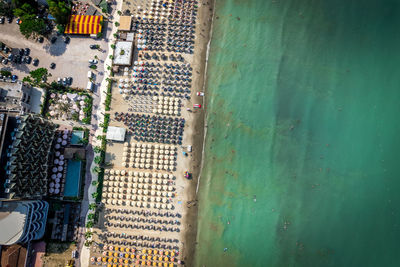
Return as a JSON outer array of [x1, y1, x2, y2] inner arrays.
[[0, 200, 49, 245]]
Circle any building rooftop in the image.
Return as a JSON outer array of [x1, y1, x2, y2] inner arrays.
[[0, 81, 24, 112], [0, 201, 28, 245], [113, 41, 134, 66], [0, 244, 28, 267], [119, 16, 132, 31], [106, 126, 126, 141]]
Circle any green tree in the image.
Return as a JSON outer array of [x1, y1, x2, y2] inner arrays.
[[92, 166, 101, 173], [27, 68, 48, 85], [87, 213, 95, 220], [13, 3, 34, 18], [19, 15, 47, 38], [93, 146, 103, 153], [84, 231, 93, 239], [91, 192, 99, 199], [48, 0, 71, 25], [86, 221, 94, 228], [0, 70, 11, 77], [94, 156, 102, 164], [0, 1, 13, 17], [88, 203, 97, 210]]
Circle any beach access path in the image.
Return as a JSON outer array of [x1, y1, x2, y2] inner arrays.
[[76, 1, 123, 267]]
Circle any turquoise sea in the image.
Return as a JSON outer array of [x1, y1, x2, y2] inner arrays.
[[194, 0, 400, 266]]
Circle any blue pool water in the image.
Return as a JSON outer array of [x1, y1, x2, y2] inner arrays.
[[64, 160, 82, 197], [70, 130, 84, 145]]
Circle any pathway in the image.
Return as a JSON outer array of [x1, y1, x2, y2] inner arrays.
[[78, 1, 123, 266]]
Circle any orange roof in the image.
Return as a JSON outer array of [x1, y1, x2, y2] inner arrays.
[[65, 15, 103, 35]]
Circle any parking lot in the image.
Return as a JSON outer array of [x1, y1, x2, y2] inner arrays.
[[0, 20, 110, 89]]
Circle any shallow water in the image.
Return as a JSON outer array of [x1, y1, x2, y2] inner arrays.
[[194, 0, 400, 266]]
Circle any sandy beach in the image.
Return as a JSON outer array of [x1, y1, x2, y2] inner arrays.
[[86, 0, 215, 266], [178, 0, 215, 266]]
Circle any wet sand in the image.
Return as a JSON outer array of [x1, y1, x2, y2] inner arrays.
[[180, 0, 215, 266]]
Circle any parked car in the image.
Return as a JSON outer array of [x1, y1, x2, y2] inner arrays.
[[0, 56, 3, 62], [2, 59, 8, 65], [50, 37, 57, 44], [11, 75, 17, 82], [38, 37, 44, 43], [25, 56, 32, 64], [33, 58, 39, 66], [89, 44, 99, 49], [50, 62, 56, 69], [7, 17, 12, 23], [57, 77, 62, 84], [64, 36, 70, 44], [88, 59, 98, 64], [0, 17, 4, 24], [3, 46, 9, 53], [7, 54, 14, 61], [15, 18, 21, 24], [18, 49, 24, 56], [24, 48, 30, 56], [62, 77, 67, 85], [67, 77, 73, 85]]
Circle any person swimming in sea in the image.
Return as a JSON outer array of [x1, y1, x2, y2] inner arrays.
[[253, 195, 257, 202]]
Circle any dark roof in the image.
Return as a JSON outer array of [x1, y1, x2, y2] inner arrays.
[[86, 5, 97, 16], [92, 0, 101, 6], [0, 244, 27, 267]]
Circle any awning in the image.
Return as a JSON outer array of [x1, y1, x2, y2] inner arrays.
[[65, 15, 103, 35]]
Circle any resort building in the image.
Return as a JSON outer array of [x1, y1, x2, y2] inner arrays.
[[0, 113, 56, 200], [113, 41, 134, 66], [0, 200, 49, 245], [0, 81, 39, 114]]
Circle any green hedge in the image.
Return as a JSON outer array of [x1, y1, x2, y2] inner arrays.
[[105, 80, 113, 111], [40, 89, 50, 116], [102, 114, 110, 133]]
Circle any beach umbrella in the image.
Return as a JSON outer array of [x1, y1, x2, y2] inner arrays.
[[122, 162, 127, 167]]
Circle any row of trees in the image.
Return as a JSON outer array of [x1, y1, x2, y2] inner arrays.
[[7, 0, 71, 38]]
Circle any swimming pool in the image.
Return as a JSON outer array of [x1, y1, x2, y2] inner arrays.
[[70, 131, 84, 145], [64, 160, 82, 197]]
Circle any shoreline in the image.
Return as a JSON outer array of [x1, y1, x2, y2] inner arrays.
[[182, 0, 215, 266]]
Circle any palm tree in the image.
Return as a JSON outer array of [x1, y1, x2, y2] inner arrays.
[[92, 166, 101, 174], [89, 203, 97, 210], [93, 146, 103, 153], [94, 156, 102, 164]]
